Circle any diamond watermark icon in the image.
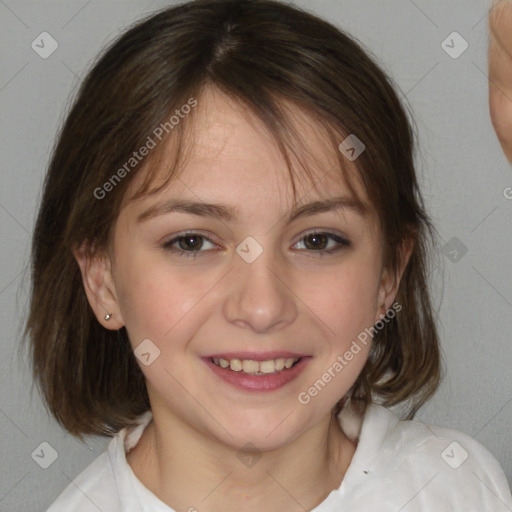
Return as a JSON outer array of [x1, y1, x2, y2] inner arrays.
[[134, 338, 161, 366], [339, 134, 365, 161], [236, 236, 263, 263], [441, 237, 468, 263], [441, 32, 468, 59], [441, 441, 468, 469], [31, 32, 59, 59], [31, 441, 58, 469], [237, 442, 262, 468]]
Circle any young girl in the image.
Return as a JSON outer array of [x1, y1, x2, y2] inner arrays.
[[25, 0, 512, 510]]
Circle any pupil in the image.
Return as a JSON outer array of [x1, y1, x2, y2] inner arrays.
[[305, 233, 327, 250], [181, 235, 202, 251]]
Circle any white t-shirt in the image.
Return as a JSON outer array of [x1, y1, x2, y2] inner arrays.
[[47, 404, 512, 511]]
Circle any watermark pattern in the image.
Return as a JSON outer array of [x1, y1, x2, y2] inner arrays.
[[297, 302, 402, 405], [338, 134, 365, 161], [237, 442, 263, 468], [236, 236, 264, 263], [31, 442, 59, 469], [93, 97, 197, 200], [441, 31, 469, 59], [441, 236, 468, 263], [134, 338, 161, 366], [31, 32, 59, 59], [441, 441, 469, 469]]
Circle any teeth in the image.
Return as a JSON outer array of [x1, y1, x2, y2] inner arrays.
[[259, 360, 276, 374], [242, 360, 259, 373], [230, 359, 243, 372], [212, 357, 300, 374]]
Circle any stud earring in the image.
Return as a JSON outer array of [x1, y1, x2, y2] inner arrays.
[[105, 313, 112, 321]]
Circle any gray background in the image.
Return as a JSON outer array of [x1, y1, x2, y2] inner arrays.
[[1, 0, 511, 510]]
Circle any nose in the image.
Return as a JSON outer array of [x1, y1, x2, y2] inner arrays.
[[223, 241, 298, 334]]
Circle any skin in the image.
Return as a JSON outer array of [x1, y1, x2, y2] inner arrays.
[[489, 0, 512, 163], [74, 86, 411, 512]]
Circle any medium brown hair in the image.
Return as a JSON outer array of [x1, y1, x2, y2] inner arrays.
[[23, 0, 442, 438]]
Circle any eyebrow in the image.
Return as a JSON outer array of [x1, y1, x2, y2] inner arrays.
[[136, 196, 368, 224]]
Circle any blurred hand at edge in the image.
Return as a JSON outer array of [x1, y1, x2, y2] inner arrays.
[[489, 0, 512, 164]]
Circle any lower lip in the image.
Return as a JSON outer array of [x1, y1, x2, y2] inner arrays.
[[203, 357, 310, 392]]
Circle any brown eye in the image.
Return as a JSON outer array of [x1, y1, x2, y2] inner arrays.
[[304, 233, 329, 250], [162, 232, 217, 259], [293, 231, 351, 254], [177, 234, 204, 251]]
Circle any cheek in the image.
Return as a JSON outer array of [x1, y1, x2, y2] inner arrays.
[[296, 266, 377, 407], [300, 257, 381, 339], [114, 251, 215, 348]]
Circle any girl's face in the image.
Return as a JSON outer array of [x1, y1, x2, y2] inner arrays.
[[104, 87, 398, 450]]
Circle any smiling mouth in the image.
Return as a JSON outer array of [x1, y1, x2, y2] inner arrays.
[[210, 357, 302, 375]]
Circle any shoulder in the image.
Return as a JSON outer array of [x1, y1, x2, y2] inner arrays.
[[340, 404, 512, 511], [47, 412, 153, 511], [377, 405, 507, 479], [47, 437, 122, 512]]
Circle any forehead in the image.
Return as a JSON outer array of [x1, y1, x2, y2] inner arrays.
[[123, 86, 369, 214]]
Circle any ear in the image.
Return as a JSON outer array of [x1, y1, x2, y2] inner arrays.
[[374, 236, 414, 322], [73, 242, 125, 330]]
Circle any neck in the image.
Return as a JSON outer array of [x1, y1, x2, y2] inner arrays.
[[127, 406, 356, 512]]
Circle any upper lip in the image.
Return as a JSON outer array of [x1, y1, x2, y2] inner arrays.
[[203, 351, 309, 361]]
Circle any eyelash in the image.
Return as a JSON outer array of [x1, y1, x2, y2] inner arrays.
[[161, 230, 351, 260]]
